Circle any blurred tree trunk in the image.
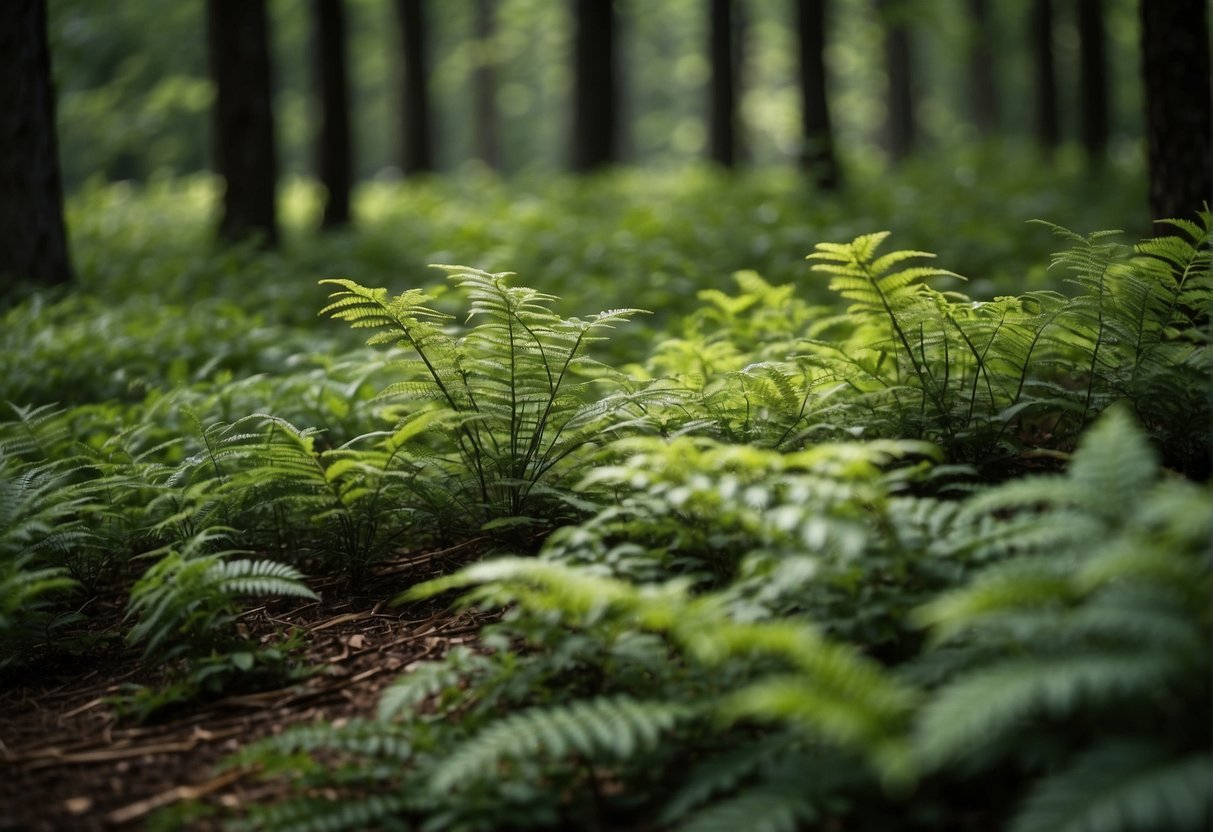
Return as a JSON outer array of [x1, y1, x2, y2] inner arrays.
[[1030, 0, 1060, 150], [571, 0, 617, 172], [880, 0, 916, 162], [396, 0, 433, 174], [473, 0, 499, 169], [0, 0, 72, 289], [1077, 0, 1109, 162], [967, 0, 999, 136], [206, 0, 279, 247], [1140, 0, 1212, 224], [313, 0, 352, 228], [796, 0, 839, 188], [708, 0, 737, 168]]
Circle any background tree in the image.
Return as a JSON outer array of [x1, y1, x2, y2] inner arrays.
[[472, 0, 499, 169], [708, 0, 737, 168], [0, 0, 73, 289], [571, 0, 617, 172], [796, 0, 840, 188], [397, 0, 434, 175], [313, 0, 352, 228], [1077, 0, 1109, 163], [1140, 0, 1211, 224], [880, 0, 916, 162], [1030, 0, 1060, 150], [967, 0, 999, 137], [206, 0, 279, 247]]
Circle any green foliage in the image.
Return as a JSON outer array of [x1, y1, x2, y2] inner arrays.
[[913, 408, 1212, 832], [120, 528, 317, 718], [321, 267, 650, 527]]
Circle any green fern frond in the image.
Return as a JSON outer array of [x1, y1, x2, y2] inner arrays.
[[1009, 744, 1212, 832], [231, 794, 411, 832], [211, 558, 318, 600], [428, 695, 693, 793], [915, 652, 1182, 769], [672, 786, 818, 832]]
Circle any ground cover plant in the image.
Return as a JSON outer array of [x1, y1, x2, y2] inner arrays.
[[1, 164, 1209, 831]]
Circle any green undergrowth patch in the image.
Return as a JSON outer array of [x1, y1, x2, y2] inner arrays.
[[1, 163, 1208, 830]]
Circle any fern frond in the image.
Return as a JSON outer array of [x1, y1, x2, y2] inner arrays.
[[915, 652, 1181, 769], [1009, 744, 1212, 832], [427, 695, 693, 793]]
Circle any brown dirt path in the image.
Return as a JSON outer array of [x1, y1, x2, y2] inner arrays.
[[0, 548, 493, 831]]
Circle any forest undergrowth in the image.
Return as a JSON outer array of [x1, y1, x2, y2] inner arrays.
[[1, 165, 1209, 832]]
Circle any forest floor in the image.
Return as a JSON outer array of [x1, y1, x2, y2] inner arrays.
[[0, 544, 495, 831]]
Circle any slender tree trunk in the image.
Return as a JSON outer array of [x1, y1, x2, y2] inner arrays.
[[1030, 0, 1060, 150], [571, 0, 617, 172], [1077, 0, 1109, 162], [796, 0, 840, 188], [207, 0, 279, 247], [314, 0, 352, 228], [396, 0, 433, 174], [1140, 0, 1212, 224], [473, 0, 499, 169], [0, 0, 72, 289], [708, 0, 736, 168], [881, 0, 916, 162], [967, 0, 999, 136]]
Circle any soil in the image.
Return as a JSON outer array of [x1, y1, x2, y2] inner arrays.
[[0, 544, 495, 831]]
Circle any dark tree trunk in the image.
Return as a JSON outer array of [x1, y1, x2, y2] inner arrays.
[[796, 0, 840, 188], [881, 0, 916, 162], [571, 0, 617, 172], [473, 0, 499, 169], [708, 0, 736, 168], [967, 0, 999, 136], [1030, 0, 1060, 149], [1140, 0, 1212, 224], [396, 0, 433, 174], [313, 0, 352, 228], [206, 0, 278, 247], [0, 0, 72, 289], [1077, 0, 1109, 162]]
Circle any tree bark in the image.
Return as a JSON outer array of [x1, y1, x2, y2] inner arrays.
[[206, 0, 279, 247], [881, 0, 916, 162], [0, 0, 72, 289], [708, 0, 737, 168], [1030, 0, 1060, 150], [967, 0, 999, 136], [313, 0, 352, 228], [473, 0, 499, 169], [396, 0, 434, 174], [796, 0, 840, 188], [1140, 0, 1212, 224], [1077, 0, 1109, 162], [571, 0, 617, 172]]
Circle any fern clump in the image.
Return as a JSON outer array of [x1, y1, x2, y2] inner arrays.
[[912, 407, 1212, 832], [321, 268, 653, 532], [120, 527, 317, 718]]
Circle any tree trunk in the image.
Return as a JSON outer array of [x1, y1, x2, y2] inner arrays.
[[0, 0, 72, 289], [881, 0, 916, 162], [206, 0, 279, 247], [708, 0, 736, 168], [396, 0, 434, 174], [967, 0, 999, 136], [313, 0, 352, 228], [473, 0, 499, 169], [796, 0, 840, 188], [571, 0, 617, 172], [1030, 0, 1060, 150], [1140, 0, 1212, 224], [1077, 0, 1109, 162]]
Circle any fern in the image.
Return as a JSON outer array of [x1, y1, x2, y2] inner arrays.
[[428, 695, 693, 793], [321, 269, 650, 527]]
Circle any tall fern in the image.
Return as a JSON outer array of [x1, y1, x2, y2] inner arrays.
[[321, 267, 649, 527]]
